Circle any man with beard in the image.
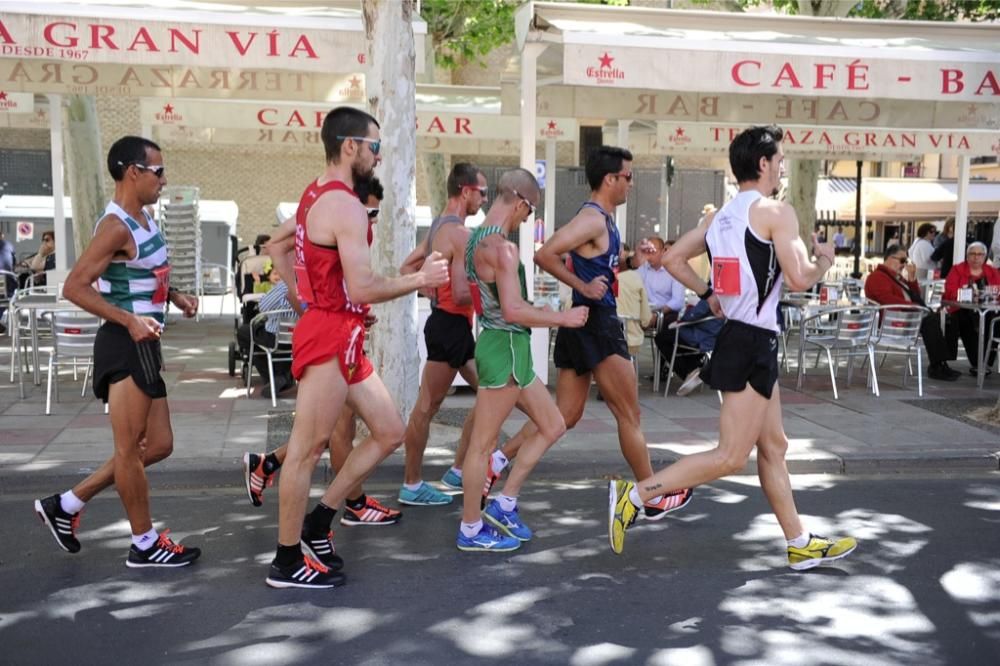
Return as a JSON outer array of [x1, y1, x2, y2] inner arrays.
[[34, 136, 202, 568], [608, 125, 856, 571], [263, 107, 448, 589], [488, 147, 692, 521]]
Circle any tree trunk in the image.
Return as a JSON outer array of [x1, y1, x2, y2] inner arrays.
[[787, 158, 820, 241], [63, 95, 105, 258], [419, 35, 449, 215], [363, 0, 420, 418]]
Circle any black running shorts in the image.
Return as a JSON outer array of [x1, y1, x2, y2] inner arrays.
[[93, 322, 168, 402], [553, 305, 630, 375], [699, 319, 779, 399], [424, 308, 476, 369]]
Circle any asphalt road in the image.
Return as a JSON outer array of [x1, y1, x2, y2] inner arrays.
[[2, 473, 999, 665]]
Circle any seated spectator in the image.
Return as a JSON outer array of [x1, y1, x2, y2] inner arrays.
[[19, 231, 56, 288], [865, 244, 960, 381], [615, 248, 653, 360], [654, 298, 723, 396], [908, 223, 939, 281], [637, 236, 685, 326], [236, 270, 297, 396], [943, 241, 1000, 376]]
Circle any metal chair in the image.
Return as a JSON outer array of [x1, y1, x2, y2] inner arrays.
[[662, 315, 716, 396], [44, 310, 100, 414], [986, 316, 1000, 373], [199, 262, 233, 318], [796, 305, 880, 400], [841, 278, 865, 304], [246, 308, 296, 407], [871, 304, 930, 396]]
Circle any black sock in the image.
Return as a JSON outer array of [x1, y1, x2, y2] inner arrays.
[[275, 543, 301, 567], [346, 494, 366, 510], [263, 452, 282, 475], [306, 502, 337, 534]]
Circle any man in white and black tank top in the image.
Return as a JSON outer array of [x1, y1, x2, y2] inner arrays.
[[608, 126, 858, 571], [33, 136, 202, 569]]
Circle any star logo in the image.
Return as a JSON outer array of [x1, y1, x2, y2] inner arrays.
[[547, 121, 557, 130], [349, 76, 361, 88], [0, 91, 7, 101], [163, 103, 174, 114], [598, 52, 614, 69], [966, 103, 978, 115], [675, 127, 685, 137]]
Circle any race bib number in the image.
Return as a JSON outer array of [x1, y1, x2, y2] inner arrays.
[[712, 257, 741, 296], [151, 265, 171, 304], [294, 264, 316, 304]]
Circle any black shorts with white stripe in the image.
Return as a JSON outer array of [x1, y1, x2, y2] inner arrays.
[[93, 321, 168, 402]]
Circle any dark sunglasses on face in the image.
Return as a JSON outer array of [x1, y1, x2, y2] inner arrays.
[[613, 171, 633, 182], [336, 135, 381, 155], [465, 185, 488, 197], [893, 255, 908, 264], [512, 188, 536, 217], [366, 208, 379, 219], [118, 161, 165, 177]]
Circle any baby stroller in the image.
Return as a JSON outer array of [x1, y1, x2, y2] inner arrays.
[[227, 239, 270, 379]]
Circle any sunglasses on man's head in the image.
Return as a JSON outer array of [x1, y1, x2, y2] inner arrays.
[[336, 135, 381, 155]]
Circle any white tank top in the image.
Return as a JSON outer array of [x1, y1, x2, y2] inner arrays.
[[704, 190, 783, 333]]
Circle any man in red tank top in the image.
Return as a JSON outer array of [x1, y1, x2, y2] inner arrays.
[[397, 163, 488, 507], [261, 107, 448, 589]]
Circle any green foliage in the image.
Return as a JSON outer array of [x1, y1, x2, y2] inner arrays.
[[421, 0, 519, 69], [719, 0, 1000, 20]]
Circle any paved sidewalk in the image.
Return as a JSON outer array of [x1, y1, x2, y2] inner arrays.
[[1, 308, 998, 492]]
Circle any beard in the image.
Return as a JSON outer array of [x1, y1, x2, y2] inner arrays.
[[351, 159, 375, 184]]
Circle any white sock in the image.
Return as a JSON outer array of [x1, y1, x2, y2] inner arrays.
[[497, 494, 517, 512], [60, 490, 85, 515], [460, 520, 483, 538], [132, 528, 158, 550], [787, 532, 810, 548], [448, 466, 463, 479], [403, 481, 423, 492], [628, 487, 643, 508], [490, 450, 509, 475]]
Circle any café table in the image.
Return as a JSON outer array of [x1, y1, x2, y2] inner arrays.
[[942, 299, 1000, 390], [13, 295, 81, 398]]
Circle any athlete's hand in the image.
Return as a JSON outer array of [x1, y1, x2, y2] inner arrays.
[[562, 305, 589, 328], [579, 275, 609, 300], [127, 314, 162, 342], [707, 293, 724, 318], [170, 291, 199, 318], [811, 232, 835, 266], [419, 251, 449, 289]]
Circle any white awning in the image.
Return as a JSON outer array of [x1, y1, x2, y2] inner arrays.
[[816, 177, 1000, 222]]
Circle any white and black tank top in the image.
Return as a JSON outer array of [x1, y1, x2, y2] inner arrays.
[[704, 190, 783, 333]]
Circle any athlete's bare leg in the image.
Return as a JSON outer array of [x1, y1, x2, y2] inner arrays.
[[106, 377, 157, 535], [318, 373, 405, 509], [633, 384, 768, 502], [277, 358, 346, 546], [496, 380, 566, 498], [592, 354, 653, 481], [461, 382, 521, 524], [72, 418, 170, 503], [754, 385, 804, 539], [450, 360, 480, 470], [403, 359, 459, 484], [328, 407, 364, 500]]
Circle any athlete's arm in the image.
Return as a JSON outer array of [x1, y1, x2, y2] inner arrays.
[[764, 202, 833, 291], [319, 193, 448, 304], [663, 213, 720, 316], [265, 218, 304, 315], [399, 236, 428, 276], [492, 241, 587, 329], [534, 209, 609, 299], [447, 224, 473, 307], [63, 215, 161, 341]]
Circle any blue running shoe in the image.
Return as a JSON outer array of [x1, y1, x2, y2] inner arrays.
[[440, 468, 463, 490], [398, 481, 453, 506], [483, 499, 532, 541], [456, 524, 521, 552]]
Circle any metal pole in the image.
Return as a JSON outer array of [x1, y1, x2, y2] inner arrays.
[[852, 160, 863, 279]]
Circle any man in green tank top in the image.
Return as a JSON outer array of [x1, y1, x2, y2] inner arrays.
[[33, 136, 202, 569], [457, 168, 589, 552]]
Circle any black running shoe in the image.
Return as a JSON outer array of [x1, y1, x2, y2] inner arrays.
[[34, 494, 81, 553], [266, 556, 346, 589], [243, 452, 276, 507], [125, 530, 201, 568], [300, 526, 345, 571]]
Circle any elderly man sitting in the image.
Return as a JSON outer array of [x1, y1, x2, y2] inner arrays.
[[864, 244, 960, 381]]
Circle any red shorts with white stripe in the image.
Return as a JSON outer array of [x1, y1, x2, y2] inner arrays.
[[291, 309, 373, 385]]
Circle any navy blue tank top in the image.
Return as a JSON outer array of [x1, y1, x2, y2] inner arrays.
[[570, 201, 620, 308]]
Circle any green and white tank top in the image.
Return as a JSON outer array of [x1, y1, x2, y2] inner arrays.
[[96, 201, 170, 324], [465, 225, 528, 334]]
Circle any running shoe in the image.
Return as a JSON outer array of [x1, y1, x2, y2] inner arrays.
[[456, 524, 521, 553], [398, 481, 453, 506], [266, 556, 346, 589], [300, 526, 345, 571], [643, 488, 693, 521], [440, 468, 463, 490], [340, 496, 402, 526], [243, 452, 276, 507], [481, 467, 500, 510], [483, 499, 532, 541], [608, 480, 640, 555], [125, 530, 201, 568], [676, 369, 703, 396], [34, 494, 81, 553], [787, 533, 858, 571]]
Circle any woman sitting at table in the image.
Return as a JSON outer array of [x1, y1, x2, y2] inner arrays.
[[943, 241, 1000, 376]]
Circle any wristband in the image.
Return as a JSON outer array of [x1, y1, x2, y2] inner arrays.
[[698, 287, 714, 301]]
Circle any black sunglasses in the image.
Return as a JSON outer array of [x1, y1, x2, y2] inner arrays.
[[512, 188, 536, 216], [366, 207, 379, 219], [613, 171, 633, 182]]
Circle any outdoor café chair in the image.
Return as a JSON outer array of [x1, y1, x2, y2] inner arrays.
[[871, 304, 930, 397], [44, 309, 100, 415], [246, 308, 296, 407], [796, 305, 880, 400]]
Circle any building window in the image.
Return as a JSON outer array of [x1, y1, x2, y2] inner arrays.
[[971, 155, 999, 166]]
